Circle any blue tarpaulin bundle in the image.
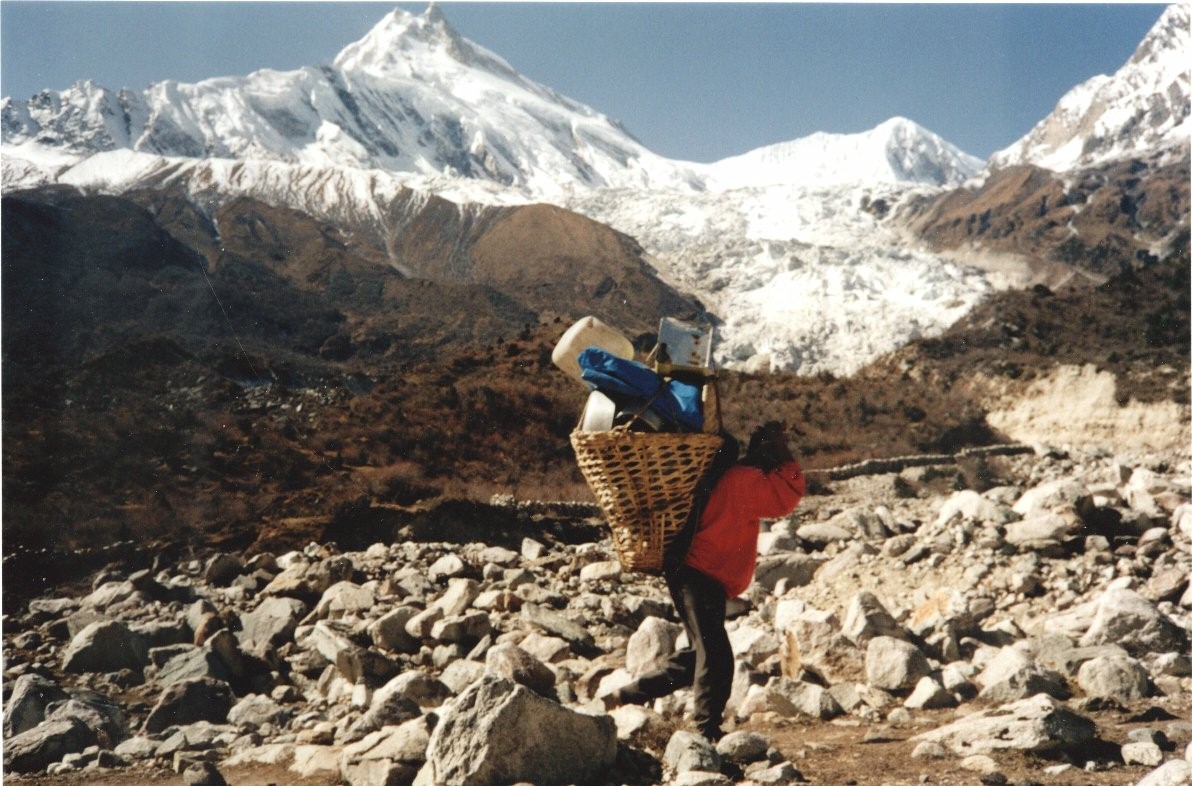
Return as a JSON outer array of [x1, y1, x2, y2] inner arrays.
[[577, 347, 703, 432]]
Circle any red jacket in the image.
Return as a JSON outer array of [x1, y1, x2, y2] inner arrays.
[[684, 461, 805, 597]]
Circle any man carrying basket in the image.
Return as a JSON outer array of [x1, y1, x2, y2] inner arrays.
[[605, 421, 805, 741]]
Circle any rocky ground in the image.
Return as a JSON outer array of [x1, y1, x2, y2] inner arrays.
[[3, 442, 1190, 786]]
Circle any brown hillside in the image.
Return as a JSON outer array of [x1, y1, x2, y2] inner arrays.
[[902, 154, 1189, 280]]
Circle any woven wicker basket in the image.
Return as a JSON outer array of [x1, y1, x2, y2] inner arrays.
[[570, 427, 724, 573]]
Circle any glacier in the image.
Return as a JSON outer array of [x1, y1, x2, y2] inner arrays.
[[2, 4, 1184, 376]]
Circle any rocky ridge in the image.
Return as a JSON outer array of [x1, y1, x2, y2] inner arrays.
[[4, 444, 1190, 785]]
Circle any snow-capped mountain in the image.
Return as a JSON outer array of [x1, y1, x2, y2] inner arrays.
[[1, 5, 1185, 376], [1, 5, 701, 196], [706, 117, 982, 190], [989, 3, 1190, 172]]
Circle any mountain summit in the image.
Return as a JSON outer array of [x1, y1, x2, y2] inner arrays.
[[707, 117, 982, 189], [989, 3, 1190, 172], [1, 6, 699, 194]]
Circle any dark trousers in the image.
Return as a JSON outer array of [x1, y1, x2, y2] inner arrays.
[[618, 565, 733, 736]]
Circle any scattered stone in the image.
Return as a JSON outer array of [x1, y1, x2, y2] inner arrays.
[[1121, 741, 1165, 766], [865, 636, 931, 692], [182, 761, 229, 786], [61, 620, 148, 673], [3, 718, 97, 774], [143, 678, 235, 734], [421, 676, 616, 786], [665, 729, 721, 774], [910, 694, 1095, 755], [1076, 654, 1150, 703]]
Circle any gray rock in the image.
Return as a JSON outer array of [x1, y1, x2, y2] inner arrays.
[[405, 606, 445, 639], [485, 643, 555, 697], [753, 554, 824, 591], [157, 647, 232, 686], [665, 729, 721, 774], [716, 730, 771, 763], [61, 620, 148, 673], [672, 771, 732, 786], [203, 554, 244, 587], [1135, 760, 1192, 786], [315, 581, 376, 620], [795, 522, 853, 548], [1005, 512, 1079, 548], [769, 679, 844, 719], [336, 645, 399, 686], [439, 659, 487, 694], [3, 717, 97, 774], [421, 676, 616, 786], [865, 636, 931, 692], [936, 490, 1014, 526], [625, 616, 681, 677], [579, 560, 623, 583], [976, 647, 1069, 703], [430, 611, 492, 644], [45, 695, 126, 747], [182, 761, 229, 786], [910, 694, 1095, 755], [113, 736, 160, 759], [238, 596, 307, 650], [521, 603, 596, 654], [433, 578, 481, 617], [1121, 741, 1165, 767], [143, 677, 235, 734], [842, 591, 903, 647], [340, 717, 431, 786], [4, 673, 69, 737], [301, 620, 357, 665], [375, 671, 453, 709], [344, 681, 422, 744], [904, 677, 956, 710], [1076, 655, 1150, 703], [369, 607, 422, 654], [1012, 479, 1092, 517], [748, 762, 807, 785], [428, 554, 468, 582], [226, 694, 292, 728], [1079, 588, 1188, 657]]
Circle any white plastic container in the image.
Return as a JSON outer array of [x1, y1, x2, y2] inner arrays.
[[579, 390, 617, 432], [551, 316, 635, 383]]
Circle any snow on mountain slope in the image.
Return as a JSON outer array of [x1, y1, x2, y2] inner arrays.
[[707, 117, 982, 190], [563, 181, 990, 375], [5, 5, 1181, 376], [989, 3, 1190, 172], [1, 6, 702, 196]]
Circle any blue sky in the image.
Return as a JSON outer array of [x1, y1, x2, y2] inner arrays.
[[0, 2, 1166, 162]]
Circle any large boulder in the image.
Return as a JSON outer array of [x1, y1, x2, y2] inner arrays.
[[865, 636, 930, 692], [1079, 588, 1188, 656], [910, 694, 1095, 756], [976, 647, 1068, 703], [419, 676, 616, 786], [142, 677, 235, 734], [61, 620, 148, 673], [1075, 655, 1150, 703], [3, 718, 97, 774], [3, 674, 69, 737], [238, 596, 307, 650]]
